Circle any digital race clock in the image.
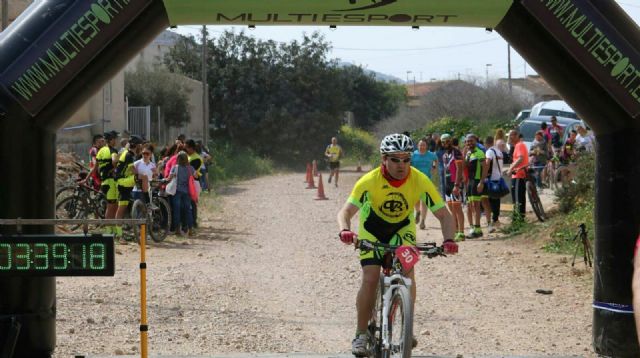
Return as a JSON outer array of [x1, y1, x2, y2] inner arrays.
[[0, 235, 115, 276]]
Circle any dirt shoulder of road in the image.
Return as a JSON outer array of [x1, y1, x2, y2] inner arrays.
[[54, 168, 595, 358]]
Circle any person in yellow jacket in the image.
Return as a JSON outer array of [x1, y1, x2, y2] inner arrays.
[[96, 130, 119, 235], [114, 135, 144, 240]]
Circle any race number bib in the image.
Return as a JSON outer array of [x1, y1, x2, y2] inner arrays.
[[396, 246, 419, 271]]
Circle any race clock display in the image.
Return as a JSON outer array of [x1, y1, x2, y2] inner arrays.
[[0, 235, 115, 276]]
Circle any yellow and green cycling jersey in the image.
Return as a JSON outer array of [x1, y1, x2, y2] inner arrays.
[[188, 152, 203, 179], [347, 167, 445, 260], [115, 150, 136, 187], [96, 145, 117, 181]]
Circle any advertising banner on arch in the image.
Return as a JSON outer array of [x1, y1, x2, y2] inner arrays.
[[523, 0, 640, 118], [0, 0, 153, 116], [162, 0, 512, 29]]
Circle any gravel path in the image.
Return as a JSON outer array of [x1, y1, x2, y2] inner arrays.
[[54, 168, 594, 357]]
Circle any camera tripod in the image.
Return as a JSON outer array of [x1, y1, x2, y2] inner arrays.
[[571, 223, 593, 268]]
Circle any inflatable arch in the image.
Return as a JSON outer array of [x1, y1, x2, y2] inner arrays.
[[0, 1, 638, 357]]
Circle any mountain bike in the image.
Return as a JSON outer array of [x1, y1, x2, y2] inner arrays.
[[523, 165, 546, 222], [55, 171, 106, 232], [357, 240, 447, 358], [130, 180, 172, 242]]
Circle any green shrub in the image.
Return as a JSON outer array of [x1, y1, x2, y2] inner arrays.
[[338, 125, 379, 168], [413, 117, 509, 142], [208, 141, 274, 183], [555, 152, 595, 213]]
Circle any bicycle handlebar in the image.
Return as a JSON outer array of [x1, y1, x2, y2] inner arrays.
[[356, 240, 446, 258]]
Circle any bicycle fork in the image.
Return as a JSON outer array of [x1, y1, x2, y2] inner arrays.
[[380, 274, 412, 352]]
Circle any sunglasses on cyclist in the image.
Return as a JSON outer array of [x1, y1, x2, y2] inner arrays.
[[387, 156, 411, 164]]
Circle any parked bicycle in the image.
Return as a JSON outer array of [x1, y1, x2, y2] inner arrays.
[[55, 166, 106, 232], [356, 240, 447, 358], [523, 165, 546, 222], [130, 179, 172, 243]]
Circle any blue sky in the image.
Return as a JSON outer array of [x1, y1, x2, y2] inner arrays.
[[172, 1, 640, 83]]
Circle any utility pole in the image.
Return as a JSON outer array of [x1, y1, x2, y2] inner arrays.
[[2, 0, 8, 31], [485, 63, 492, 86], [201, 25, 209, 145], [507, 44, 513, 94]]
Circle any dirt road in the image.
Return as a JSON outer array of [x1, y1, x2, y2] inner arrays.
[[55, 169, 594, 357]]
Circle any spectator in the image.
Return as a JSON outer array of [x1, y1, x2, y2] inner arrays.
[[540, 122, 552, 153], [495, 129, 511, 164], [441, 134, 465, 242], [463, 134, 488, 238], [508, 129, 529, 221], [484, 136, 503, 231], [576, 125, 595, 153], [118, 138, 129, 155], [84, 134, 104, 191], [529, 131, 547, 188], [435, 137, 447, 197], [562, 130, 578, 164], [549, 116, 564, 157], [184, 139, 203, 229], [198, 140, 212, 193], [132, 143, 157, 204], [168, 151, 195, 236], [411, 137, 438, 229]]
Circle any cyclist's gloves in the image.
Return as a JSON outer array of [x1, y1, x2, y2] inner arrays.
[[443, 239, 459, 254], [339, 230, 356, 244]]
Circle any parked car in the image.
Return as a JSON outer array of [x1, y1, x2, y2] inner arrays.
[[514, 109, 531, 124], [529, 100, 579, 120], [518, 115, 585, 150]]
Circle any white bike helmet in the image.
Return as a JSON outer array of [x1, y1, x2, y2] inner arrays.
[[380, 133, 414, 154]]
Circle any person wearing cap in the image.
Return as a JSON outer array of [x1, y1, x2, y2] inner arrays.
[[96, 130, 120, 235], [337, 133, 457, 356], [441, 133, 466, 241], [114, 135, 144, 240]]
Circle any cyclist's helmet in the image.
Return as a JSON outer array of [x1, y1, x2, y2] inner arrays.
[[104, 130, 119, 140], [129, 135, 144, 146], [380, 133, 414, 154]]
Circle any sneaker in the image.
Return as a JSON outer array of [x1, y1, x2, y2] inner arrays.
[[412, 336, 418, 348], [454, 232, 465, 242], [467, 228, 476, 238], [488, 223, 496, 233], [473, 226, 484, 238], [351, 334, 369, 357]]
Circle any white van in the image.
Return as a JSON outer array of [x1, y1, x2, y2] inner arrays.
[[530, 100, 579, 120]]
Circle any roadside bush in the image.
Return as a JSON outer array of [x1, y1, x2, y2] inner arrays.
[[208, 141, 274, 183], [555, 152, 595, 213], [338, 125, 378, 168], [412, 117, 508, 142]]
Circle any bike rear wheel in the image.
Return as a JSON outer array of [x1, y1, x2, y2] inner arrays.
[[387, 285, 412, 358], [526, 181, 546, 222], [149, 196, 172, 242], [55, 195, 91, 232]]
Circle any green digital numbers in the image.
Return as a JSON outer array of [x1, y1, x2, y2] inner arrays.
[[52, 243, 68, 269], [33, 243, 49, 270], [90, 244, 105, 269], [0, 243, 11, 270], [15, 243, 30, 270]]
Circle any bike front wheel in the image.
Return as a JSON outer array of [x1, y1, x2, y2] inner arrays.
[[387, 285, 412, 358], [149, 196, 172, 242], [526, 181, 546, 222]]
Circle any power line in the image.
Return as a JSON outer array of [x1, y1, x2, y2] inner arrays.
[[332, 38, 500, 52]]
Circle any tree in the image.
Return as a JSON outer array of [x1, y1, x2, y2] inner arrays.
[[125, 64, 193, 128]]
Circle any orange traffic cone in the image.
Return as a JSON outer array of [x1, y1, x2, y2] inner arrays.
[[312, 160, 319, 177], [306, 169, 316, 189], [304, 163, 312, 183], [314, 173, 328, 200]]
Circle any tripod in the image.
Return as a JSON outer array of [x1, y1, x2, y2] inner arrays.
[[571, 223, 593, 267]]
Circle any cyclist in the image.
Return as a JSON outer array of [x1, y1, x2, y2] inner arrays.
[[96, 131, 120, 235], [463, 134, 488, 238], [83, 134, 104, 190], [325, 136, 344, 187], [114, 135, 144, 240], [337, 133, 458, 356], [441, 134, 465, 241]]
